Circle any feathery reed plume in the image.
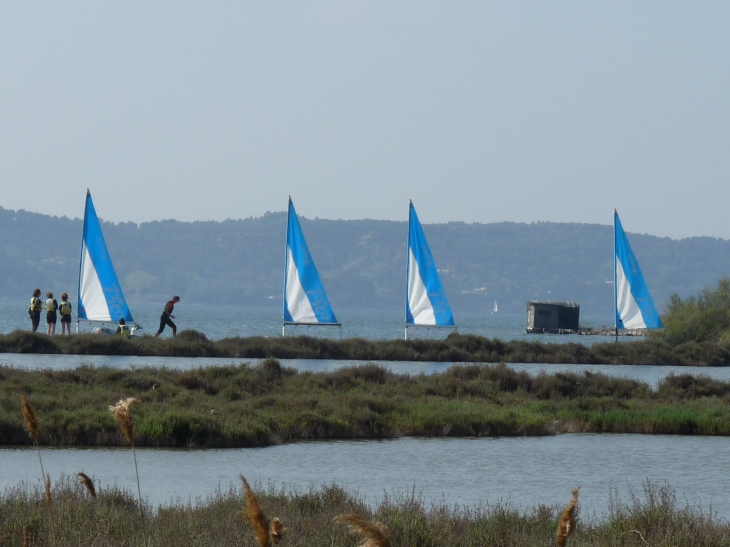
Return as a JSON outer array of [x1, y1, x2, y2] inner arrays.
[[109, 397, 146, 546], [22, 395, 38, 441], [269, 517, 284, 546], [241, 475, 270, 547], [23, 525, 29, 547], [335, 514, 391, 547], [44, 474, 52, 506], [77, 472, 97, 498], [108, 397, 138, 445], [556, 486, 580, 547]]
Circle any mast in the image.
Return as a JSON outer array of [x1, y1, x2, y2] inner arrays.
[[282, 196, 292, 337], [614, 209, 618, 343], [405, 200, 412, 340]]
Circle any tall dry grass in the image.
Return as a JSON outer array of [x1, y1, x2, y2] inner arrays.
[[241, 475, 283, 547], [336, 513, 391, 547], [556, 487, 580, 547]]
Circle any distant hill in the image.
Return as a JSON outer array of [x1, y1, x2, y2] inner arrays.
[[3, 206, 730, 320]]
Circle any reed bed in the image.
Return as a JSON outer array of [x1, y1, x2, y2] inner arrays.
[[3, 361, 730, 448], [1, 329, 729, 366], [0, 478, 725, 547]]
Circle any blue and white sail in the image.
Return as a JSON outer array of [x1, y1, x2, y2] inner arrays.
[[614, 209, 663, 330], [77, 190, 134, 323], [283, 198, 338, 326], [406, 201, 455, 328]]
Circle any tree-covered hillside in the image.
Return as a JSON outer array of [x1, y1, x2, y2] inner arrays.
[[3, 206, 730, 318]]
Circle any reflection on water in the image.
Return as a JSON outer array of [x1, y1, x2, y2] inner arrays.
[[2, 435, 728, 519]]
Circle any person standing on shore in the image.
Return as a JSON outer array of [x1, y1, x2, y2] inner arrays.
[[45, 292, 58, 336], [29, 289, 42, 332], [59, 293, 72, 335], [155, 296, 180, 337]]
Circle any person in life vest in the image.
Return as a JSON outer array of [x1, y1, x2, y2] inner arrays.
[[45, 292, 58, 336], [116, 318, 131, 338], [29, 288, 42, 332], [155, 296, 180, 337], [59, 293, 72, 336]]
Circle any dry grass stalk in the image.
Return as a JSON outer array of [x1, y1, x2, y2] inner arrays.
[[108, 397, 139, 445], [335, 514, 391, 547], [556, 486, 580, 547], [241, 475, 275, 547], [23, 525, 29, 547], [77, 472, 97, 497], [22, 395, 38, 441], [44, 474, 52, 507], [269, 517, 284, 545]]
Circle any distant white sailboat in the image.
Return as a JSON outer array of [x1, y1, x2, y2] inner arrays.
[[283, 197, 340, 337], [614, 209, 663, 333], [405, 201, 455, 339], [493, 300, 498, 314], [77, 190, 137, 333]]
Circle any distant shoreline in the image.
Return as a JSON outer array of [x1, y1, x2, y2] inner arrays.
[[0, 329, 728, 366]]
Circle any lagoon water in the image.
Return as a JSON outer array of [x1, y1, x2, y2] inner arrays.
[[3, 435, 729, 519], [2, 300, 728, 520]]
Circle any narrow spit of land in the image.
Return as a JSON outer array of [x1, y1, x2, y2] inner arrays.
[[0, 479, 720, 547], [1, 329, 730, 366], [4, 360, 730, 447]]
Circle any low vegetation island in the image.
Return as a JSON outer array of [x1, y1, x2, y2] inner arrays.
[[4, 360, 730, 448]]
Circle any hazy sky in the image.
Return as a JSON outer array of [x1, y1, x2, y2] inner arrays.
[[1, 2, 729, 239]]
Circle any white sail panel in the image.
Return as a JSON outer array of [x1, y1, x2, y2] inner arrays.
[[285, 247, 318, 323], [407, 249, 436, 325], [615, 258, 646, 329], [79, 243, 112, 321]]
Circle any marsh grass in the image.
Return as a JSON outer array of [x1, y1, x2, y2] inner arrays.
[[2, 330, 730, 365], [0, 479, 725, 547], [4, 362, 730, 448]]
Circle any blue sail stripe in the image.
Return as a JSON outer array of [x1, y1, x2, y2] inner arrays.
[[79, 191, 133, 322], [284, 199, 338, 324], [614, 210, 662, 329], [406, 202, 455, 326]]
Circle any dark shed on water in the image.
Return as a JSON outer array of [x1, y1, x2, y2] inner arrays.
[[526, 301, 580, 334]]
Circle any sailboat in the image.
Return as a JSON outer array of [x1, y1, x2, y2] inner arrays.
[[77, 190, 137, 334], [493, 300, 498, 314], [614, 209, 663, 334], [283, 197, 340, 337], [405, 201, 455, 339]]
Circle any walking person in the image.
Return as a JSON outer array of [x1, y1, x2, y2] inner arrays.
[[59, 293, 72, 335], [155, 296, 180, 337], [45, 292, 58, 336], [29, 289, 42, 332]]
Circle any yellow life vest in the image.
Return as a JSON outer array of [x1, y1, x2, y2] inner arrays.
[[59, 301, 72, 315], [29, 297, 42, 312], [46, 299, 57, 312], [118, 324, 131, 338]]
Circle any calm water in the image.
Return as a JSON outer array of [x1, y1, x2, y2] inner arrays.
[[2, 435, 728, 519], [0, 299, 619, 344]]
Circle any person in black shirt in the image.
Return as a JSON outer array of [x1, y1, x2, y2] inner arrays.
[[155, 296, 180, 337]]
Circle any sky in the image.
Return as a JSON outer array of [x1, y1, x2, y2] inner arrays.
[[1, 2, 729, 239]]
